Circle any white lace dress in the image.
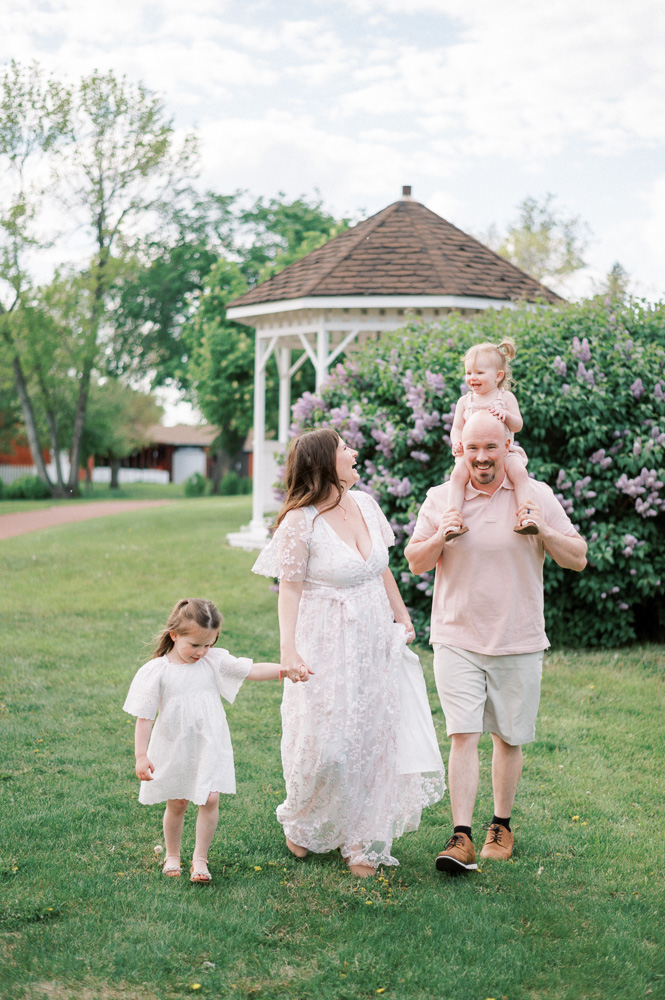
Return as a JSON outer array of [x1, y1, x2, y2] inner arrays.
[[123, 648, 252, 805], [252, 489, 445, 868]]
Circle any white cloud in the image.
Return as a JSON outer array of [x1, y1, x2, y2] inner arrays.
[[3, 0, 665, 293]]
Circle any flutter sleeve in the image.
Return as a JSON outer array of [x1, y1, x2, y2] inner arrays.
[[207, 647, 253, 703], [123, 659, 165, 720], [354, 490, 395, 547], [251, 509, 312, 581]]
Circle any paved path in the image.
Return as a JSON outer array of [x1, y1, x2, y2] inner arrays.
[[0, 500, 173, 540]]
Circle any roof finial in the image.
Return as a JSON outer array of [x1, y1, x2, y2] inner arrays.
[[401, 185, 412, 199]]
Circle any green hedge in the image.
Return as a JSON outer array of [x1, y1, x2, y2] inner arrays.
[[289, 297, 665, 647], [3, 475, 52, 500]]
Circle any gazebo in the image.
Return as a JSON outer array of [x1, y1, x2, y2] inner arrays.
[[226, 187, 561, 549]]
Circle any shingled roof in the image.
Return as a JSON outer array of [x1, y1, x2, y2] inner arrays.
[[228, 197, 563, 308]]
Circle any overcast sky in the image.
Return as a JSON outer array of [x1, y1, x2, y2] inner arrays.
[[4, 0, 664, 418]]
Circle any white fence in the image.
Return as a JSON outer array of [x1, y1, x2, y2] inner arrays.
[[1, 464, 170, 486], [0, 465, 36, 485], [92, 467, 169, 485]]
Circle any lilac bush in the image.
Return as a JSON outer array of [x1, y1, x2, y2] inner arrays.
[[287, 298, 665, 647]]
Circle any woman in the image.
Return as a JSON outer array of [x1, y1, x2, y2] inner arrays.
[[252, 428, 445, 877]]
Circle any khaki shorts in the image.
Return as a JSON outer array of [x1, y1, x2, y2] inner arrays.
[[432, 644, 544, 746]]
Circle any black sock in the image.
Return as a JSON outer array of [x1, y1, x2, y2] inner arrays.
[[491, 815, 511, 832], [454, 825, 473, 841]]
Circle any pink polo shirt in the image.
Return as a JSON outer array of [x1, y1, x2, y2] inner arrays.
[[411, 476, 578, 655]]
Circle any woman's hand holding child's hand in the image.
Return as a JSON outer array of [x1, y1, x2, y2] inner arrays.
[[281, 657, 313, 683], [135, 754, 154, 781]]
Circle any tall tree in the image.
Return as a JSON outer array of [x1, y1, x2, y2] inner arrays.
[[80, 380, 163, 489], [0, 61, 70, 485], [55, 69, 196, 493], [0, 62, 196, 496], [181, 195, 347, 489], [483, 194, 590, 288]]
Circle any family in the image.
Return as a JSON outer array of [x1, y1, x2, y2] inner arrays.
[[123, 338, 587, 883]]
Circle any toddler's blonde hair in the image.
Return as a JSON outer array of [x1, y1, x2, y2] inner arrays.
[[463, 336, 516, 390]]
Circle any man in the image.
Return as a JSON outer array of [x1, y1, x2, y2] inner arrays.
[[405, 410, 587, 874]]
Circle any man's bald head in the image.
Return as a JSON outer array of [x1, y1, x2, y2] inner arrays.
[[462, 409, 508, 444], [462, 410, 509, 490]]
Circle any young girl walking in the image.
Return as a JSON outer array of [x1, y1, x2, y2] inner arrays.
[[446, 337, 536, 537], [123, 598, 306, 883]]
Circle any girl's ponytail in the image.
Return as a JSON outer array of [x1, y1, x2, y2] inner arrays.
[[150, 598, 223, 659]]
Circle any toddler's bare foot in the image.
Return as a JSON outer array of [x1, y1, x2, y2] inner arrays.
[[286, 837, 308, 859]]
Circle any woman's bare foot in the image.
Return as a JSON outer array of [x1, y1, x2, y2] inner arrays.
[[286, 837, 308, 859], [347, 860, 377, 878]]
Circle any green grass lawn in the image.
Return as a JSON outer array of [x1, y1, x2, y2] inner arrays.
[[1, 496, 664, 1000]]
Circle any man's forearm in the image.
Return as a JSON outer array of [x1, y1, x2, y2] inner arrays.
[[405, 532, 444, 575], [541, 526, 587, 571]]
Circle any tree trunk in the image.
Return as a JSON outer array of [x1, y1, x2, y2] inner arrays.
[[210, 444, 227, 495], [9, 355, 53, 488], [110, 458, 120, 489]]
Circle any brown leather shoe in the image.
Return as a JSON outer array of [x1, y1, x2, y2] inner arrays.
[[435, 833, 477, 874], [479, 823, 515, 860]]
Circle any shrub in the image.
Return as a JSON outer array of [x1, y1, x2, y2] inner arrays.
[[220, 471, 252, 495], [288, 297, 665, 648], [0, 479, 4, 499], [184, 472, 209, 497], [5, 475, 52, 500]]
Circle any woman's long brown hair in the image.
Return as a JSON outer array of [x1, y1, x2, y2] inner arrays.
[[276, 428, 345, 526]]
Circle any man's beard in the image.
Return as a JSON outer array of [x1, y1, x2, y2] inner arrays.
[[471, 461, 496, 483]]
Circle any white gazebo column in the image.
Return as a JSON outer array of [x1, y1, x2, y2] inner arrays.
[[316, 325, 329, 390], [249, 332, 269, 539], [277, 345, 291, 444], [226, 330, 277, 549]]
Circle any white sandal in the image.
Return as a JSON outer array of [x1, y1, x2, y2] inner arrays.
[[190, 858, 212, 883], [162, 856, 181, 877]]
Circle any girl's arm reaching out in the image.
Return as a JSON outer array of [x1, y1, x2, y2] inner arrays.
[[134, 717, 154, 781], [246, 661, 311, 681]]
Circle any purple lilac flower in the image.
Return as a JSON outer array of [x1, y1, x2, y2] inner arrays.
[[562, 384, 570, 395], [425, 371, 446, 394], [385, 476, 412, 498], [619, 603, 629, 611], [616, 468, 665, 517], [371, 422, 396, 460], [410, 450, 430, 463], [655, 382, 665, 401], [576, 362, 595, 386], [404, 515, 417, 537], [630, 378, 644, 399], [553, 356, 567, 377], [572, 336, 591, 361]]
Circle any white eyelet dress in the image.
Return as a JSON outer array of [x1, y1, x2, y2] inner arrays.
[[252, 489, 445, 868], [123, 648, 252, 805]]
